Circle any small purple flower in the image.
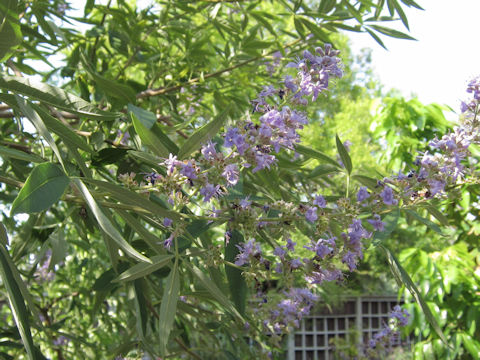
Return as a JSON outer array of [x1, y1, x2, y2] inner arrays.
[[144, 172, 160, 185], [199, 183, 222, 202], [164, 234, 174, 249], [342, 251, 358, 271], [252, 152, 276, 173], [201, 141, 217, 161], [357, 186, 370, 202], [274, 246, 286, 260], [235, 239, 262, 266], [390, 305, 410, 327], [290, 258, 302, 269], [286, 238, 296, 252], [314, 238, 335, 259], [222, 164, 239, 186], [313, 194, 326, 208], [275, 262, 283, 273], [164, 153, 180, 175], [305, 206, 318, 223], [367, 214, 385, 231], [239, 197, 251, 209], [380, 186, 398, 205], [180, 161, 197, 180], [163, 218, 173, 227]]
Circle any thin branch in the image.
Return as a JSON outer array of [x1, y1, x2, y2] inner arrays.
[[136, 38, 303, 99]]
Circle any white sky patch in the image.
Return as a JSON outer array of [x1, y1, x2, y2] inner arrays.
[[348, 0, 480, 112]]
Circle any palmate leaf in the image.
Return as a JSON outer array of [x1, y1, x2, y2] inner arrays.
[[10, 162, 70, 215], [113, 255, 174, 283], [131, 112, 170, 158]]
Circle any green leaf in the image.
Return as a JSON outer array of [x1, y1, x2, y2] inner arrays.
[[379, 244, 450, 347], [32, 105, 93, 154], [0, 222, 7, 246], [80, 178, 181, 220], [353, 174, 379, 189], [335, 134, 352, 174], [403, 208, 444, 235], [307, 164, 339, 179], [369, 24, 416, 40], [131, 112, 170, 158], [185, 263, 243, 321], [0, 76, 118, 119], [159, 258, 180, 355], [0, 145, 44, 163], [10, 162, 70, 215], [116, 210, 164, 254], [0, 0, 22, 62], [88, 72, 136, 104], [177, 106, 230, 160], [91, 148, 128, 166], [128, 104, 178, 155], [225, 230, 247, 315], [295, 144, 341, 168], [0, 245, 39, 360], [15, 96, 65, 167], [114, 255, 173, 283], [72, 179, 151, 263], [133, 279, 148, 340], [372, 208, 399, 245], [364, 27, 387, 50]]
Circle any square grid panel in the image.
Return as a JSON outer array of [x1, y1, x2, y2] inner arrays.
[[288, 296, 410, 360]]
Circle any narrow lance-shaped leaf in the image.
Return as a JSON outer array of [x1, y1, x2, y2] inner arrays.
[[159, 258, 180, 355], [72, 179, 151, 263], [134, 279, 148, 340], [379, 244, 450, 347], [177, 106, 230, 160], [0, 0, 22, 62], [403, 208, 444, 235], [131, 112, 170, 158], [80, 178, 182, 220], [185, 263, 243, 321], [372, 208, 399, 245], [128, 104, 178, 155], [11, 162, 70, 215], [225, 230, 247, 315], [113, 255, 174, 283], [335, 134, 352, 174], [15, 96, 65, 168], [0, 145, 44, 163], [0, 76, 118, 119], [295, 144, 341, 168], [0, 245, 39, 360]]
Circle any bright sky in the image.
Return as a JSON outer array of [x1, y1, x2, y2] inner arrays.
[[348, 0, 480, 112]]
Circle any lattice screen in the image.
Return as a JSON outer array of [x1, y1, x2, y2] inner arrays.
[[287, 296, 411, 360]]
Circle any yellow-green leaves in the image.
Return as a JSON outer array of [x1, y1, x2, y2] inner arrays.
[[11, 162, 70, 215]]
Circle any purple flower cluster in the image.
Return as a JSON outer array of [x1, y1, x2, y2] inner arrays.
[[286, 44, 343, 103], [253, 287, 318, 337], [369, 305, 410, 349]]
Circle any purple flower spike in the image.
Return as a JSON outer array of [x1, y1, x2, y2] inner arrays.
[[163, 218, 173, 227]]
